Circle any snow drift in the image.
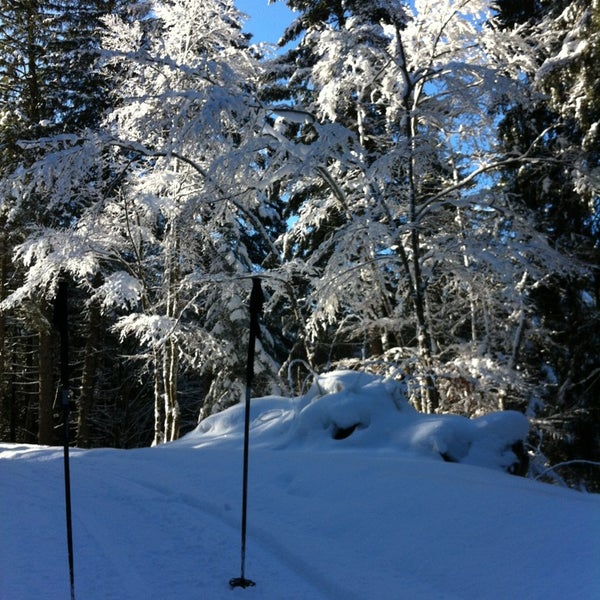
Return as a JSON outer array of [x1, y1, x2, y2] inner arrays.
[[187, 370, 529, 475]]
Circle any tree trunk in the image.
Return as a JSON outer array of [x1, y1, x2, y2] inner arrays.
[[411, 230, 440, 414], [25, 2, 41, 125], [38, 329, 54, 444], [163, 339, 179, 442], [406, 104, 440, 414], [77, 300, 100, 447], [453, 174, 478, 347], [152, 349, 164, 446], [0, 236, 7, 433], [162, 222, 180, 442]]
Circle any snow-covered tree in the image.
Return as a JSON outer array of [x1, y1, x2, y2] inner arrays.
[[4, 0, 595, 467], [100, 0, 287, 442], [266, 0, 574, 413], [0, 0, 135, 444], [2, 0, 284, 444]]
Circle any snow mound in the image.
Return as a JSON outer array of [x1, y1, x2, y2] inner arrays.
[[184, 370, 529, 474]]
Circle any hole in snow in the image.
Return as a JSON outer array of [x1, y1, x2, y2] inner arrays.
[[507, 441, 529, 476], [332, 423, 360, 440], [440, 451, 459, 463]]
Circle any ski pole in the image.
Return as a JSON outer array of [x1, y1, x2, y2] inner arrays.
[[230, 277, 264, 590], [54, 279, 76, 600]]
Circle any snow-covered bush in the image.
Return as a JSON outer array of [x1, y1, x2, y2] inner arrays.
[[193, 370, 530, 475]]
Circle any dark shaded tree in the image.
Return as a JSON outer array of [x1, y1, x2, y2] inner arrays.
[[497, 0, 600, 489], [0, 0, 139, 444]]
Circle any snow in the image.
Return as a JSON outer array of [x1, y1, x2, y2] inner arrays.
[[2, 370, 599, 600], [193, 371, 529, 473], [96, 271, 142, 311]]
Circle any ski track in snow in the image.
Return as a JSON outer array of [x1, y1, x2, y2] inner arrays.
[[29, 448, 361, 600], [93, 450, 362, 600], [2, 431, 600, 600]]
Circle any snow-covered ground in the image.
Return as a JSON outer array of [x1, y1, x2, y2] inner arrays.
[[2, 371, 599, 600]]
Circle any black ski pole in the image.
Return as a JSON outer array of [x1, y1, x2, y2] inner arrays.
[[54, 279, 75, 600], [230, 277, 264, 590]]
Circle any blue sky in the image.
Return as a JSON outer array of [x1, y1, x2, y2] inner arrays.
[[236, 0, 296, 45]]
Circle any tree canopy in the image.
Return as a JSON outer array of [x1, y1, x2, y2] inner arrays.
[[0, 0, 597, 488]]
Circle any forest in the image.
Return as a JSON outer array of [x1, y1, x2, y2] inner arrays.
[[0, 0, 598, 490]]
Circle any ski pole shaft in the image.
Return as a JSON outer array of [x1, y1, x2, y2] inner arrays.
[[62, 388, 75, 600], [230, 278, 263, 590], [240, 330, 254, 581], [55, 279, 75, 600]]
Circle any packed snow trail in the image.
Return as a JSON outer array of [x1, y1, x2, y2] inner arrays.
[[77, 450, 359, 600]]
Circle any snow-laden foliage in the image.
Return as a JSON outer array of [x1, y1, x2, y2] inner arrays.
[[96, 0, 285, 442], [1, 0, 596, 477], [1, 0, 284, 445], [266, 0, 582, 414], [536, 1, 600, 212], [494, 0, 600, 481]]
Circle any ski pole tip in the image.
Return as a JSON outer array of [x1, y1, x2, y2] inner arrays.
[[229, 577, 256, 589]]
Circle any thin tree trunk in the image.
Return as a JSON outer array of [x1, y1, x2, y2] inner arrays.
[[393, 33, 441, 413], [163, 338, 179, 442], [450, 154, 478, 349], [38, 329, 54, 444], [25, 3, 41, 125], [0, 236, 7, 431], [77, 300, 100, 447], [406, 100, 440, 414], [505, 272, 528, 411], [163, 220, 180, 442], [0, 239, 15, 440], [455, 206, 478, 346], [152, 349, 164, 446]]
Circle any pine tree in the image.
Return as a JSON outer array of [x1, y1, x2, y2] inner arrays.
[[0, 0, 137, 444], [0, 0, 64, 444], [497, 0, 600, 488], [2, 0, 285, 444]]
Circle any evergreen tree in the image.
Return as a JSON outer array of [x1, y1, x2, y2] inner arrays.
[[0, 0, 137, 444], [2, 0, 284, 445], [0, 0, 70, 444], [497, 0, 600, 488]]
